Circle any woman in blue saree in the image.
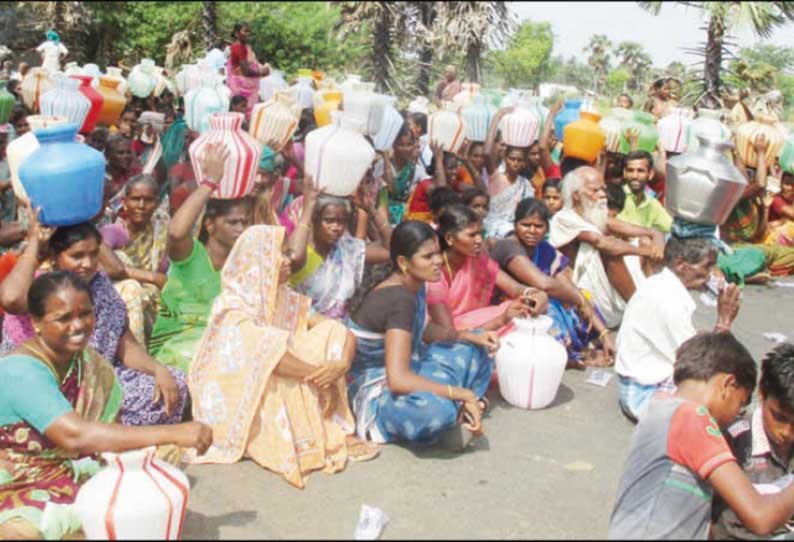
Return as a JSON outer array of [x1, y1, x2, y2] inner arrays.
[[490, 198, 616, 368], [346, 221, 498, 450]]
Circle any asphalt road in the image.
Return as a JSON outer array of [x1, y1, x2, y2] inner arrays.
[[183, 279, 794, 539]]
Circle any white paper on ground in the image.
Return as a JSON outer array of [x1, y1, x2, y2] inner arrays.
[[774, 281, 794, 288], [586, 369, 613, 387], [763, 332, 789, 344], [354, 505, 389, 540]]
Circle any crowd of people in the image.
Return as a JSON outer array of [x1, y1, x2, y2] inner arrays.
[[3, 22, 794, 540]]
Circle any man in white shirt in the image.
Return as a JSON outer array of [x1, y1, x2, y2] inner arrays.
[[36, 30, 67, 74], [615, 236, 741, 423]]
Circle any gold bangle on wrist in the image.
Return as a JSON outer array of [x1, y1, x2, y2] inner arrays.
[[447, 384, 454, 400], [297, 222, 311, 231], [599, 329, 610, 339]]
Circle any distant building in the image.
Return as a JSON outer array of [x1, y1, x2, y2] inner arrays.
[[539, 82, 579, 99]]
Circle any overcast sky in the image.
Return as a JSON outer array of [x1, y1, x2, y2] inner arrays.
[[509, 2, 794, 68]]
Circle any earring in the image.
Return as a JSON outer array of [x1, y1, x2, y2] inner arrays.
[[400, 266, 408, 274], [34, 327, 41, 335]]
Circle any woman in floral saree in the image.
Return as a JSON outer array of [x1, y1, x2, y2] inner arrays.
[[0, 271, 211, 539], [288, 188, 391, 321], [100, 175, 169, 344], [187, 225, 378, 489]]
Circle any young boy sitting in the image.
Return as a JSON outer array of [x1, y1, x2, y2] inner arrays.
[[711, 343, 794, 540], [610, 332, 794, 540]]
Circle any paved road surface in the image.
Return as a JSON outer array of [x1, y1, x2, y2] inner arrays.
[[183, 280, 794, 539]]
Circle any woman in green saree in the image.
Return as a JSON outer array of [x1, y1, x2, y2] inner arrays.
[[0, 271, 211, 539]]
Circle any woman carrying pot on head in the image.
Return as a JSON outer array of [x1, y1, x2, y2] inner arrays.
[[379, 123, 426, 225], [0, 210, 187, 427], [482, 108, 534, 239], [490, 198, 616, 368], [226, 22, 270, 119], [188, 225, 378, 488], [288, 175, 392, 321], [0, 271, 211, 540], [347, 220, 499, 450], [148, 143, 252, 374], [426, 205, 549, 333], [99, 174, 169, 344]]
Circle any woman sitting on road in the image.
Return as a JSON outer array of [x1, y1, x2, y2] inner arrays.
[[148, 143, 252, 374], [490, 198, 615, 367], [0, 215, 186, 427], [288, 180, 392, 320], [100, 174, 169, 344], [426, 205, 549, 333], [0, 271, 211, 540], [187, 225, 378, 488], [347, 221, 499, 450]]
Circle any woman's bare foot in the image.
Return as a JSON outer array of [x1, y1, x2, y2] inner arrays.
[[581, 348, 614, 368], [346, 435, 380, 462]]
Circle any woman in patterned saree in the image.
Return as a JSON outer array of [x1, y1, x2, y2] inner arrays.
[[100, 175, 169, 344], [288, 187, 392, 320], [0, 215, 187, 427], [0, 271, 211, 540], [187, 225, 378, 489]]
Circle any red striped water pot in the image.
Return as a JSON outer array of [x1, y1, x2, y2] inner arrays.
[[189, 112, 262, 199], [73, 446, 190, 540]]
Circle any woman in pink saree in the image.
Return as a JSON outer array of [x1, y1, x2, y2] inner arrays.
[[226, 22, 270, 119], [426, 205, 549, 332]]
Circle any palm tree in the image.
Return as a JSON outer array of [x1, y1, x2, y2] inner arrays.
[[638, 2, 794, 108], [337, 2, 411, 94], [433, 1, 515, 84], [615, 41, 652, 92], [202, 1, 219, 51], [412, 1, 437, 97], [584, 34, 612, 94]]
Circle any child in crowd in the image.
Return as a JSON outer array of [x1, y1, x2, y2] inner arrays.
[[462, 187, 489, 221], [610, 332, 794, 540], [428, 187, 461, 229], [606, 183, 626, 219], [542, 178, 563, 217], [711, 343, 794, 540]]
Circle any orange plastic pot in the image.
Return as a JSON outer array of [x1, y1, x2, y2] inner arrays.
[[563, 110, 605, 163], [96, 76, 127, 127]]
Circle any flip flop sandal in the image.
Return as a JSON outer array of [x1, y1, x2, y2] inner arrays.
[[439, 403, 478, 452]]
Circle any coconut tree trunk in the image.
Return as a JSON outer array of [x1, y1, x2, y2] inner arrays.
[[415, 2, 437, 96], [202, 1, 219, 51], [702, 14, 724, 108], [416, 45, 434, 96], [371, 6, 392, 93], [466, 38, 481, 84]]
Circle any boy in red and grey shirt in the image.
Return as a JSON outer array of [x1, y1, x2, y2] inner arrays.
[[610, 332, 794, 540]]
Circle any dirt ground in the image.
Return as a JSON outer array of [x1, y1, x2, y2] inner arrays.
[[183, 279, 794, 539]]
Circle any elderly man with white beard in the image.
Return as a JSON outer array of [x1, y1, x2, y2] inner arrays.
[[548, 167, 662, 329]]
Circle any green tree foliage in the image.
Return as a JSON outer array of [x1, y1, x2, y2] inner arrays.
[[605, 67, 630, 96], [546, 55, 595, 91], [79, 2, 367, 77], [614, 41, 652, 92], [490, 20, 553, 89]]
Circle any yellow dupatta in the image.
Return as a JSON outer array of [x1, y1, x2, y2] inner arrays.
[[186, 225, 355, 488]]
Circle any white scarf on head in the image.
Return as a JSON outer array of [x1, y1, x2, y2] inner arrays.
[[549, 208, 645, 328]]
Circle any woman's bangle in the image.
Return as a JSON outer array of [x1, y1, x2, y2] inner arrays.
[[200, 179, 219, 192], [447, 384, 454, 400], [599, 329, 611, 340], [297, 222, 311, 231]]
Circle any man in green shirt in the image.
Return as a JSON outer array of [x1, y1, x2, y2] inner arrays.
[[617, 150, 673, 233]]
